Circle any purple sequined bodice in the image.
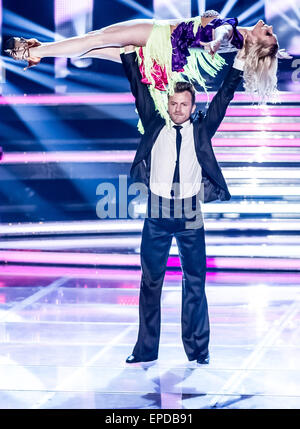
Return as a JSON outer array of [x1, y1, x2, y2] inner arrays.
[[171, 17, 244, 72]]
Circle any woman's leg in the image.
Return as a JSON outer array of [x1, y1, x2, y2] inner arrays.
[[80, 46, 122, 63], [29, 20, 153, 59], [80, 44, 136, 63]]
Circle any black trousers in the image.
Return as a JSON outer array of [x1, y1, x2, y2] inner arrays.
[[132, 195, 209, 361]]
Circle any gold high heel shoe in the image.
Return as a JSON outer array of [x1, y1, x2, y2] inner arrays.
[[5, 37, 42, 70]]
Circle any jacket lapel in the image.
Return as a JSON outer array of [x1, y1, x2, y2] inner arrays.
[[193, 117, 229, 194], [131, 118, 165, 170]]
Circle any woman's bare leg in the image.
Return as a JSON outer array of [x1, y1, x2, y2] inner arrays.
[[29, 20, 153, 59], [80, 45, 136, 63], [80, 46, 122, 63]]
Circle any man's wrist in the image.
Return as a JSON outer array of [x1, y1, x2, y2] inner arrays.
[[120, 46, 136, 55]]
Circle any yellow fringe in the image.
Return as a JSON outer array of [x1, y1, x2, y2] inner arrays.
[[135, 21, 226, 134]]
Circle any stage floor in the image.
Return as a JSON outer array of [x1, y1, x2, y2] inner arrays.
[[0, 266, 299, 409]]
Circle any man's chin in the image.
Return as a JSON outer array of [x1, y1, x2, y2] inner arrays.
[[171, 117, 187, 125]]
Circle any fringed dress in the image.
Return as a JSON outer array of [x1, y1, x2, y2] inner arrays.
[[134, 12, 244, 132]]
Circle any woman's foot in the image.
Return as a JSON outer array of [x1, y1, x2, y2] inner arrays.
[[5, 37, 41, 69]]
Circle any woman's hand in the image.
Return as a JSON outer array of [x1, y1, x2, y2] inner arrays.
[[199, 39, 221, 59], [276, 49, 293, 59]]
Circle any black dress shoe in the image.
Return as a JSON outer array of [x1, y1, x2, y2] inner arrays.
[[125, 354, 156, 364], [126, 354, 141, 363], [196, 353, 210, 365]]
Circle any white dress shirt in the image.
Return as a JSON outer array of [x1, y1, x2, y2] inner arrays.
[[149, 57, 245, 200], [150, 119, 202, 199]]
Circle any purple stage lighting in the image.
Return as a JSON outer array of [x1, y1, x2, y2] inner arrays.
[[0, 0, 4, 87], [0, 92, 299, 105]]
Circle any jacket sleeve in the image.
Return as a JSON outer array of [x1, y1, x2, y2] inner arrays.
[[121, 51, 158, 130], [202, 66, 243, 139]]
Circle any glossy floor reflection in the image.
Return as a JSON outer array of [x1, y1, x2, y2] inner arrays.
[[0, 265, 299, 409]]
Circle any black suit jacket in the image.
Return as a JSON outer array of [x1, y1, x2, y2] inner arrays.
[[121, 52, 243, 203]]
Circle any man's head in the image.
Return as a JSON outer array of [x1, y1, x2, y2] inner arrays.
[[168, 82, 196, 125]]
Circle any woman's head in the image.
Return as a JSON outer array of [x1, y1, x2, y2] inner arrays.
[[250, 19, 278, 47], [243, 20, 279, 101]]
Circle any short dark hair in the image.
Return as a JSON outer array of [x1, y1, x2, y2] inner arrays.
[[3, 37, 16, 55], [172, 81, 196, 105]]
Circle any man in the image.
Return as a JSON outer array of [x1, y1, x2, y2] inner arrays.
[[121, 46, 245, 365]]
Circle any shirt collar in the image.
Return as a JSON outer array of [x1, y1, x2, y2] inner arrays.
[[170, 118, 192, 130]]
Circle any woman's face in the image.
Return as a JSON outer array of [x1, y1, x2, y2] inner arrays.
[[252, 19, 277, 46]]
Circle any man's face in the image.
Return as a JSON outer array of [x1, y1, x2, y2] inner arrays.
[[168, 91, 196, 125]]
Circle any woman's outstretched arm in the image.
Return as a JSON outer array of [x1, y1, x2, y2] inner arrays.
[[199, 24, 234, 58]]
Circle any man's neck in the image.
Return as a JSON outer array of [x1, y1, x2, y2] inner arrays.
[[170, 118, 192, 128]]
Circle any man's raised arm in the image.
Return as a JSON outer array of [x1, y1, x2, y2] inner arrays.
[[120, 48, 158, 130], [202, 54, 245, 139]]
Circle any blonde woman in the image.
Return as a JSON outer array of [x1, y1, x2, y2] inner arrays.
[[6, 10, 287, 110]]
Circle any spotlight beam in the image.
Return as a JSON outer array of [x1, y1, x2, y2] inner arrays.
[[116, 0, 154, 18], [279, 11, 300, 32], [197, 1, 206, 15], [291, 3, 300, 21], [220, 0, 239, 18], [3, 59, 55, 90], [161, 1, 183, 19], [0, 168, 63, 218], [3, 8, 57, 40], [237, 0, 265, 24]]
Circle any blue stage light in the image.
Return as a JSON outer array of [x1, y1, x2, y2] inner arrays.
[[153, 0, 188, 19], [237, 0, 265, 24], [220, 0, 239, 18], [3, 8, 57, 40], [54, 1, 95, 77], [117, 0, 153, 18]]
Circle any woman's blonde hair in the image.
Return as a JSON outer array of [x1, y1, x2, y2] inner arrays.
[[243, 38, 279, 102]]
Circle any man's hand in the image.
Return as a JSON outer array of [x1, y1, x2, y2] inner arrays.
[[124, 45, 136, 53], [199, 24, 233, 59]]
